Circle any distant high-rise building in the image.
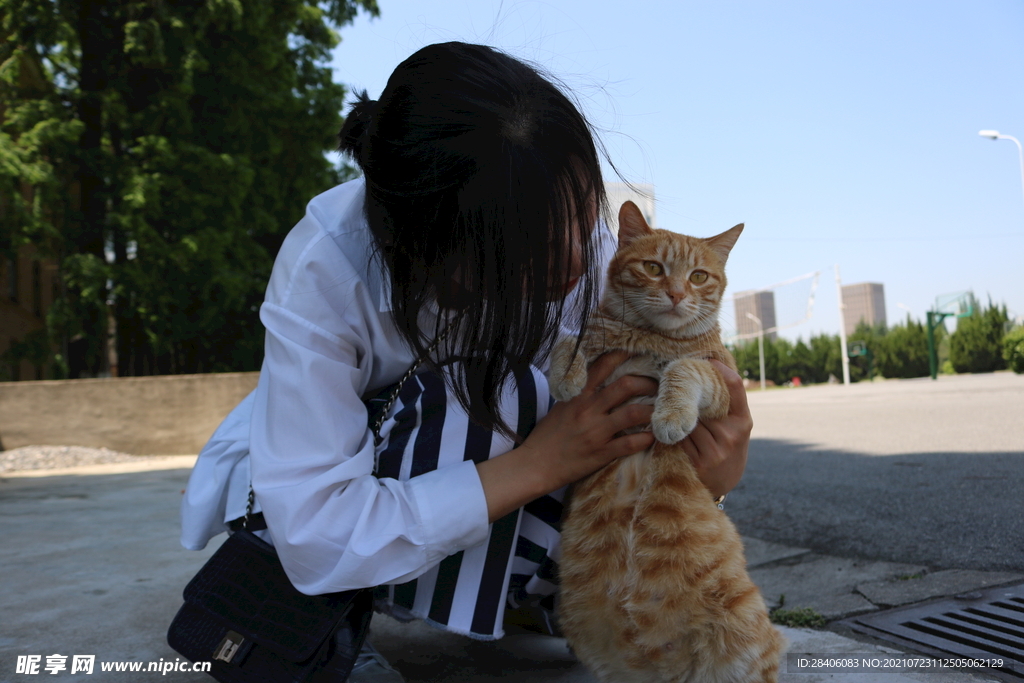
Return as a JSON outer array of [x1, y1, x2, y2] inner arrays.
[[605, 182, 655, 233], [734, 290, 777, 341], [842, 282, 886, 334]]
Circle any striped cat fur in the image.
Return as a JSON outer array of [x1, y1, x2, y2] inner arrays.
[[549, 201, 785, 683]]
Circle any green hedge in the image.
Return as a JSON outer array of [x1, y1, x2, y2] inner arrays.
[[1004, 327, 1024, 374]]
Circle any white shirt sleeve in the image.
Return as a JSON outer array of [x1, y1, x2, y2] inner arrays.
[[179, 390, 255, 550], [249, 212, 491, 595]]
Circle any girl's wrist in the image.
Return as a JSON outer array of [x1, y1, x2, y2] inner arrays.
[[476, 443, 554, 522], [511, 441, 558, 500]]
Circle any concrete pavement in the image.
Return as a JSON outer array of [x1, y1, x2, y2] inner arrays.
[[730, 371, 1024, 571], [0, 454, 1013, 683]]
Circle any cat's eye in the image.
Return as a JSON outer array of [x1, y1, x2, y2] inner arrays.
[[643, 261, 664, 277], [689, 270, 708, 284]]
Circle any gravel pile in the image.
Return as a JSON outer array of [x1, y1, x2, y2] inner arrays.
[[0, 445, 142, 473]]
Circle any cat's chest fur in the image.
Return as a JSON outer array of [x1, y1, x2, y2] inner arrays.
[[582, 311, 734, 380]]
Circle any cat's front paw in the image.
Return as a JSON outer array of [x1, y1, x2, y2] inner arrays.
[[651, 405, 699, 444], [550, 345, 588, 402], [551, 369, 586, 402], [549, 339, 588, 402]]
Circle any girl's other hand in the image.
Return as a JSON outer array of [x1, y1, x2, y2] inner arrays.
[[478, 350, 656, 520], [523, 350, 657, 491], [681, 360, 752, 499]]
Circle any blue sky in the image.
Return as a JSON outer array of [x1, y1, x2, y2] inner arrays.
[[329, 0, 1024, 340]]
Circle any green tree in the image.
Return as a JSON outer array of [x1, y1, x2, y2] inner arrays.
[[1, 0, 378, 378], [807, 333, 842, 383], [731, 332, 843, 386], [949, 301, 1009, 373], [847, 321, 885, 382], [765, 336, 788, 385], [782, 337, 814, 384], [1003, 326, 1024, 374], [876, 316, 930, 379], [732, 335, 783, 385], [731, 338, 760, 383]]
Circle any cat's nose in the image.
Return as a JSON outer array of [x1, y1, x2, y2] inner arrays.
[[667, 290, 685, 305]]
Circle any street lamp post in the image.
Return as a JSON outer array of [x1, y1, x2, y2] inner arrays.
[[745, 312, 767, 391], [978, 130, 1024, 216]]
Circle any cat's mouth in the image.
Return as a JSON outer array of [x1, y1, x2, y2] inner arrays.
[[660, 304, 700, 326]]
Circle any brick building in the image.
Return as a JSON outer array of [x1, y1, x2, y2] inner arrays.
[[734, 290, 778, 341], [841, 282, 886, 335]]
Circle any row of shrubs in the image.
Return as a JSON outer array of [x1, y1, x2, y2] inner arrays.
[[730, 301, 1023, 385]]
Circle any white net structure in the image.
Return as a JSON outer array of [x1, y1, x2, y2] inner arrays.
[[720, 271, 821, 342]]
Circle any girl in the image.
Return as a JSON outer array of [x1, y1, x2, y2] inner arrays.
[[180, 42, 751, 682]]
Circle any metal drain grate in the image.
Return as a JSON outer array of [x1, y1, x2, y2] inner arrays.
[[840, 582, 1024, 682]]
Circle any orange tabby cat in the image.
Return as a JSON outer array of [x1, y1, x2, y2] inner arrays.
[[549, 201, 785, 683]]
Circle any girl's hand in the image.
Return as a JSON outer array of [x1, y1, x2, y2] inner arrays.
[[525, 350, 657, 489], [680, 360, 752, 499], [476, 350, 656, 521]]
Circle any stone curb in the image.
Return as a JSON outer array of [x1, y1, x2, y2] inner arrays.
[[742, 536, 1023, 624]]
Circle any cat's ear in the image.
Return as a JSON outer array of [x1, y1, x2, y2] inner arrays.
[[617, 201, 653, 247], [705, 223, 744, 262]]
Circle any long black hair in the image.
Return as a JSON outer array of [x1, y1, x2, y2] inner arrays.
[[339, 42, 606, 439]]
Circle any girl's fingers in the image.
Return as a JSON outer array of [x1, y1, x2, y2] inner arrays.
[[593, 374, 657, 414], [606, 402, 655, 435], [684, 421, 718, 467], [607, 431, 655, 458], [680, 433, 700, 463], [709, 359, 753, 423]]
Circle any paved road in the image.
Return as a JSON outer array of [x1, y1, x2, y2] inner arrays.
[[1, 450, 1010, 682], [728, 372, 1024, 572]]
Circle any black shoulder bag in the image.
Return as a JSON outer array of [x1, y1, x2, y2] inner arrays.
[[167, 325, 452, 682]]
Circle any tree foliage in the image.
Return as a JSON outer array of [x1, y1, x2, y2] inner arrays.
[[875, 316, 930, 379], [1, 0, 377, 377], [949, 301, 1009, 374], [730, 315, 953, 385], [730, 301, 1018, 385], [732, 333, 843, 386], [846, 321, 884, 382], [1003, 326, 1024, 374]]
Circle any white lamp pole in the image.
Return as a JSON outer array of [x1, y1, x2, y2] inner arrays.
[[745, 312, 766, 391], [978, 130, 1024, 216]]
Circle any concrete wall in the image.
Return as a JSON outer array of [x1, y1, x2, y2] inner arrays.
[[0, 372, 259, 455]]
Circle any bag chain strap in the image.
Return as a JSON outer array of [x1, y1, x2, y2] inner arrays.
[[244, 318, 457, 530], [369, 322, 454, 447]]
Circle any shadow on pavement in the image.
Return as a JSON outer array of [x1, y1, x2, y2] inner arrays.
[[730, 438, 1024, 572]]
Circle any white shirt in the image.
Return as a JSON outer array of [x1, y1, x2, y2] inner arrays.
[[181, 178, 616, 596]]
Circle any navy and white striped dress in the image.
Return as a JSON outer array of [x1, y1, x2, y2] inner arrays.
[[370, 364, 563, 640]]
